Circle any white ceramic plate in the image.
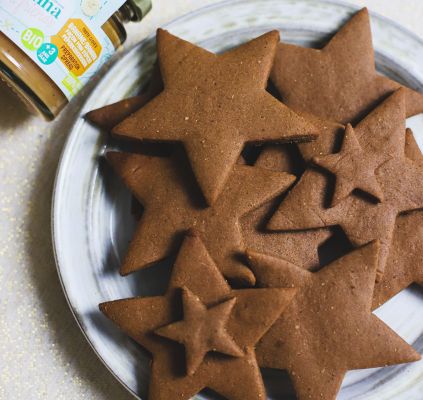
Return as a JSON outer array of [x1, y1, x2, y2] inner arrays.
[[52, 0, 423, 398]]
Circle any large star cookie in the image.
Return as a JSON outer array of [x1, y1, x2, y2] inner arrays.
[[268, 90, 423, 276], [271, 7, 423, 125], [107, 149, 295, 284], [247, 241, 420, 400], [100, 232, 296, 400], [113, 29, 318, 205]]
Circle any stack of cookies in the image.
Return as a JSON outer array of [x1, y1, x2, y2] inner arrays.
[[86, 8, 423, 400]]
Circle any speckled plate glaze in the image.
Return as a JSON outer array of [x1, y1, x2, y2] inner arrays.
[[52, 0, 423, 398]]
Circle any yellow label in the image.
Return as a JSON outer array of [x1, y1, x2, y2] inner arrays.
[[62, 73, 83, 96], [52, 18, 102, 76]]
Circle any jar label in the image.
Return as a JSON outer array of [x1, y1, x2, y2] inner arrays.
[[0, 0, 127, 99]]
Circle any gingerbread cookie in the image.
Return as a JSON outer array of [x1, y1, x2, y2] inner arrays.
[[268, 90, 423, 276], [372, 129, 423, 307], [100, 232, 296, 400], [313, 123, 384, 205], [113, 29, 319, 205], [271, 8, 423, 126], [107, 149, 295, 284], [247, 241, 420, 400]]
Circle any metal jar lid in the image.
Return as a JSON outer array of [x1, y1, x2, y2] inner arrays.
[[125, 0, 152, 21]]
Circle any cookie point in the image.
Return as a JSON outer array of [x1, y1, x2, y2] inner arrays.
[[277, 287, 298, 305], [245, 248, 257, 261], [413, 351, 422, 362], [232, 267, 256, 287], [358, 240, 381, 269], [267, 29, 280, 41], [245, 249, 267, 271], [392, 87, 407, 103], [266, 212, 287, 231], [366, 239, 381, 252], [119, 264, 133, 276], [156, 27, 167, 36], [105, 150, 123, 164], [98, 302, 108, 314], [353, 7, 369, 21], [283, 172, 297, 186], [202, 185, 221, 207], [186, 228, 201, 238]]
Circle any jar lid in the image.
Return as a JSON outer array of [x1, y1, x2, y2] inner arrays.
[[126, 0, 152, 21]]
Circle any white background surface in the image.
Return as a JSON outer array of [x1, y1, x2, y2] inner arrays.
[[0, 1, 422, 399]]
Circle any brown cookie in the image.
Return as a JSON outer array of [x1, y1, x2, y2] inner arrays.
[[100, 232, 296, 400], [372, 129, 423, 307], [86, 64, 163, 130], [241, 144, 331, 269], [268, 90, 423, 277], [271, 8, 423, 125], [246, 241, 420, 400], [313, 123, 384, 205], [107, 149, 295, 285], [113, 29, 319, 205]]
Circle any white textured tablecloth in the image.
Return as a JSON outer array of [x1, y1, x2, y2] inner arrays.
[[0, 1, 422, 398]]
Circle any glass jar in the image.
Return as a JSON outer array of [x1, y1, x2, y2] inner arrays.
[[0, 0, 152, 120]]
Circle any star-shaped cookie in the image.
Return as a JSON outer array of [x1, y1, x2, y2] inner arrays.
[[246, 241, 420, 400], [271, 7, 423, 125], [313, 123, 384, 205], [113, 29, 319, 205], [268, 90, 423, 276], [156, 288, 243, 376], [373, 129, 423, 307], [100, 232, 296, 400], [107, 149, 295, 284]]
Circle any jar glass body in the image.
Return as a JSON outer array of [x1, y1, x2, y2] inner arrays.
[[0, 13, 127, 120]]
